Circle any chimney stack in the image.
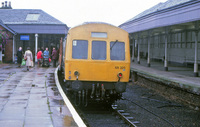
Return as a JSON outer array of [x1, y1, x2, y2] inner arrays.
[[2, 2, 4, 8], [9, 1, 11, 8], [0, 1, 12, 9], [5, 1, 7, 7]]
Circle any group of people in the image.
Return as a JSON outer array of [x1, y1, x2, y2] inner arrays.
[[16, 47, 58, 71]]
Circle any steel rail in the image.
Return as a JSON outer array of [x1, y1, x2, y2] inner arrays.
[[111, 105, 138, 127]]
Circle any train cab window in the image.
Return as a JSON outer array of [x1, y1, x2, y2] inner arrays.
[[110, 41, 125, 60], [92, 41, 106, 60], [72, 40, 88, 59]]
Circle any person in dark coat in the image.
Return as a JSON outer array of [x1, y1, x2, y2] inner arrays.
[[51, 47, 57, 67], [16, 47, 23, 67]]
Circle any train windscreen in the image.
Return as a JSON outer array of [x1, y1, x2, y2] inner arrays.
[[110, 41, 125, 60], [92, 41, 107, 60], [72, 40, 88, 59]]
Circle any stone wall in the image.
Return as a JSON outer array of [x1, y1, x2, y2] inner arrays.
[[131, 71, 200, 109]]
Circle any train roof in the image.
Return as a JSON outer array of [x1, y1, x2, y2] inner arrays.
[[69, 22, 127, 33]]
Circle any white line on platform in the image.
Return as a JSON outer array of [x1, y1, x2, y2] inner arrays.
[[54, 67, 87, 127]]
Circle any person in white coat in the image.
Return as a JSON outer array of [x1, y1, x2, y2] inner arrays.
[[24, 47, 33, 71]]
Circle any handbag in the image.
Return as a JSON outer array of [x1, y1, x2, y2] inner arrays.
[[31, 61, 34, 67], [21, 59, 26, 66], [24, 56, 27, 61]]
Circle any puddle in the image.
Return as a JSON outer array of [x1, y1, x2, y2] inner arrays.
[[46, 83, 56, 87], [47, 73, 54, 77], [0, 96, 10, 99], [50, 87, 57, 91], [47, 77, 55, 80], [0, 79, 5, 81], [32, 84, 37, 87], [2, 66, 13, 69], [47, 80, 55, 83], [9, 80, 20, 84], [37, 73, 45, 75]]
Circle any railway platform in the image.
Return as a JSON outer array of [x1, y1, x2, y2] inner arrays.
[[0, 64, 84, 127], [130, 59, 200, 108]]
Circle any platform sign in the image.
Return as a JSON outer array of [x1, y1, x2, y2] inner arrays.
[[20, 35, 30, 40]]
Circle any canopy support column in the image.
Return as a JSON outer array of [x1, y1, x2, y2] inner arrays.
[[35, 34, 38, 63], [194, 21, 199, 77]]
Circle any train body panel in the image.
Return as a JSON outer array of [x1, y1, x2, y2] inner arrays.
[[64, 23, 130, 82], [65, 60, 130, 82]]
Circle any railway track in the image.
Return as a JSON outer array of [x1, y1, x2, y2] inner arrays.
[[74, 103, 137, 127], [111, 105, 139, 127], [56, 69, 199, 127], [57, 71, 138, 127]]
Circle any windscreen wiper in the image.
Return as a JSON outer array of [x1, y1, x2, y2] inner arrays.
[[110, 40, 118, 50]]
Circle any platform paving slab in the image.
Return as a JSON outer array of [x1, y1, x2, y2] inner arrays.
[[131, 61, 200, 95], [0, 64, 78, 127]]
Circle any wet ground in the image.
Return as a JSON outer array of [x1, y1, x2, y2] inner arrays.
[[0, 64, 77, 127], [116, 83, 200, 127]]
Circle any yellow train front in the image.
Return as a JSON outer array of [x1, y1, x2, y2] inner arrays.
[[63, 22, 130, 106]]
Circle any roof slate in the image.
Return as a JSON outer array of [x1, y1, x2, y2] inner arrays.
[[123, 0, 192, 24], [0, 9, 65, 25], [0, 19, 16, 34]]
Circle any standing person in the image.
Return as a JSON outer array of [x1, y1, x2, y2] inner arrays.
[[43, 47, 49, 59], [41, 47, 44, 53], [24, 47, 33, 71], [42, 47, 50, 66], [37, 48, 42, 67], [51, 47, 57, 67], [16, 47, 23, 67]]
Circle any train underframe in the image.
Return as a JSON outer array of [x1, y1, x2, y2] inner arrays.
[[64, 80, 127, 107]]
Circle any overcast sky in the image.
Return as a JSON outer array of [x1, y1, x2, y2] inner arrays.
[[4, 0, 167, 27]]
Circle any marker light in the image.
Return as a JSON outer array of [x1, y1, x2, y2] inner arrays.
[[118, 73, 123, 78]]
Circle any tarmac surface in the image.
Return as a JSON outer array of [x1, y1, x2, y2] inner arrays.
[[0, 64, 78, 127]]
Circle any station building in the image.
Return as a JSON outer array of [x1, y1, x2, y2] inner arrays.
[[119, 0, 200, 77], [0, 1, 68, 63]]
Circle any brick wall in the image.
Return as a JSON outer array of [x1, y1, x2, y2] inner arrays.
[[0, 25, 13, 63]]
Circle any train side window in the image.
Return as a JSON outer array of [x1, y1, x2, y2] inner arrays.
[[72, 40, 88, 59], [110, 41, 125, 60], [92, 41, 106, 60]]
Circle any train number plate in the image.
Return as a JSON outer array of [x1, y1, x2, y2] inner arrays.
[[115, 66, 125, 69]]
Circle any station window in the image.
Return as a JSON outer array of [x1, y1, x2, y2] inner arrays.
[[110, 41, 125, 61], [72, 40, 88, 59], [92, 41, 106, 60]]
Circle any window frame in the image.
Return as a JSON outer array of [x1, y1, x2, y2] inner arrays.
[[110, 41, 125, 61], [72, 40, 89, 60], [91, 40, 107, 60]]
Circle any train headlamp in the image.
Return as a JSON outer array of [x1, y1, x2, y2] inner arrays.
[[74, 71, 80, 80], [74, 71, 79, 76]]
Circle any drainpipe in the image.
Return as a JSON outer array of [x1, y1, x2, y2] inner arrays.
[[12, 35, 15, 62]]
